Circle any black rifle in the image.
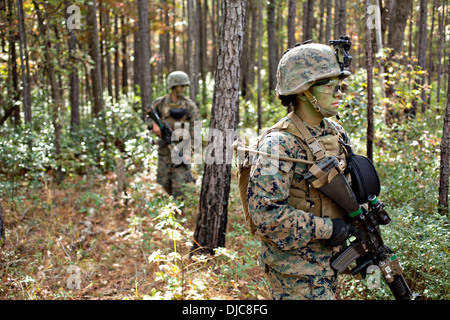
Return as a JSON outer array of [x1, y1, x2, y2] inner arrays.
[[305, 156, 415, 300], [331, 195, 414, 300], [147, 108, 195, 183]]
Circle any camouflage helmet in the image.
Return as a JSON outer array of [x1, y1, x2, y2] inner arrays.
[[167, 71, 190, 89], [275, 43, 351, 96]]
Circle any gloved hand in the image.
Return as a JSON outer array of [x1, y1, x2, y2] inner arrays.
[[328, 219, 364, 246]]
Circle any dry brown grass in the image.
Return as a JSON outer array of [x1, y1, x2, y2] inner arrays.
[[0, 171, 270, 300]]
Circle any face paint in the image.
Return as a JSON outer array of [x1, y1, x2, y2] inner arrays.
[[313, 79, 343, 94], [310, 78, 343, 117], [173, 85, 187, 98]]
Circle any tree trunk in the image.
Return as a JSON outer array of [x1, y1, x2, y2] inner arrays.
[[334, 0, 340, 39], [436, 0, 445, 103], [438, 57, 450, 214], [287, 0, 296, 47], [33, 1, 63, 183], [138, 0, 152, 119], [16, 0, 32, 137], [375, 0, 386, 121], [86, 0, 103, 116], [187, 0, 198, 102], [66, 1, 80, 131], [7, 0, 19, 126], [303, 0, 314, 41], [1, 0, 20, 128], [193, 0, 246, 255], [248, 0, 257, 94], [121, 16, 129, 96], [114, 15, 120, 102], [365, 0, 374, 161], [267, 0, 278, 98], [199, 0, 208, 107], [325, 0, 332, 41], [318, 0, 325, 43], [240, 3, 250, 100], [427, 0, 438, 106], [387, 0, 412, 56], [104, 8, 113, 99], [417, 0, 428, 113], [133, 31, 141, 95], [172, 1, 177, 70], [338, 0, 346, 37], [257, 0, 262, 130]]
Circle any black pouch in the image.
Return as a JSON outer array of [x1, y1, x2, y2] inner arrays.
[[170, 108, 187, 120], [346, 151, 381, 204]]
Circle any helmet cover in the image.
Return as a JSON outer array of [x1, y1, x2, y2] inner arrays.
[[167, 71, 190, 89], [275, 43, 351, 96]]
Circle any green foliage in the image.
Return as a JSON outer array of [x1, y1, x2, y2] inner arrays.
[[336, 63, 450, 300], [0, 92, 153, 183]]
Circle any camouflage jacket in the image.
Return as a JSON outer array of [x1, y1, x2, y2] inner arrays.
[[146, 94, 199, 150], [247, 115, 351, 277]]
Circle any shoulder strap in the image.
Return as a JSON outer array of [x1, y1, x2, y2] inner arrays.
[[287, 112, 327, 161]]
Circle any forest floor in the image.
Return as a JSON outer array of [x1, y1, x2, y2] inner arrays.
[[0, 167, 270, 300]]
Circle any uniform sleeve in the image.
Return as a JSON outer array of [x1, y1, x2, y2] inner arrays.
[[144, 97, 164, 130], [247, 132, 333, 250]]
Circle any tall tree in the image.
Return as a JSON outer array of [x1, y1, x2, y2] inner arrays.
[[16, 0, 32, 134], [187, 0, 198, 102], [104, 7, 113, 99], [194, 0, 246, 255], [387, 0, 412, 56], [67, 1, 80, 131], [287, 0, 296, 47], [303, 0, 314, 41], [248, 0, 257, 95], [438, 58, 450, 214], [138, 0, 152, 119], [267, 0, 278, 98], [333, 0, 340, 39], [33, 1, 63, 183], [365, 0, 374, 161], [86, 0, 103, 116], [436, 0, 446, 103], [325, 0, 332, 41], [318, 0, 326, 42], [338, 0, 346, 37], [114, 14, 120, 102], [7, 0, 19, 126], [417, 0, 428, 113], [121, 16, 128, 95], [257, 0, 262, 130]]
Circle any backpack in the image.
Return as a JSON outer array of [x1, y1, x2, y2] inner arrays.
[[233, 112, 316, 236]]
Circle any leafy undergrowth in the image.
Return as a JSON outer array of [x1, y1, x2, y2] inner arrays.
[[0, 167, 270, 300]]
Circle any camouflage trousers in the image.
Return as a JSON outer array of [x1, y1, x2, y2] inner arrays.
[[265, 266, 337, 300], [157, 146, 192, 199]]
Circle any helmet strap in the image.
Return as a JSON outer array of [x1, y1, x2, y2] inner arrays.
[[303, 89, 338, 118], [303, 89, 321, 113]]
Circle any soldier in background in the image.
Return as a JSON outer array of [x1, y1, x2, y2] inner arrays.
[[247, 42, 357, 300], [146, 71, 199, 200]]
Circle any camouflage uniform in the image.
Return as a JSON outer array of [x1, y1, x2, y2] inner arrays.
[[247, 43, 352, 300], [147, 72, 199, 199]]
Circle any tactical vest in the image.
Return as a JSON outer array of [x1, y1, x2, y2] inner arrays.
[[281, 112, 350, 221], [236, 112, 351, 236], [159, 95, 189, 133]]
